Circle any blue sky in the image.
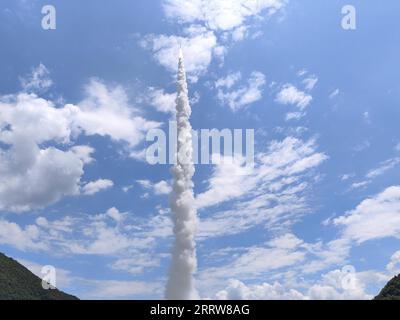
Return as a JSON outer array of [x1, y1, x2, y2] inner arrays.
[[0, 0, 400, 299]]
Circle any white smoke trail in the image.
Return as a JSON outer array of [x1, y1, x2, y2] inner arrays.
[[165, 49, 199, 300]]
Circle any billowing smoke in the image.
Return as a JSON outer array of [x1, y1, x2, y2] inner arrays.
[[165, 50, 199, 300]]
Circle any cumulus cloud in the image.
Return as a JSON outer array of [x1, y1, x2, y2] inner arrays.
[[70, 145, 95, 164], [0, 77, 158, 212], [333, 186, 400, 243], [216, 279, 306, 300], [0, 93, 86, 211], [105, 207, 125, 223], [81, 179, 114, 196], [231, 25, 248, 42], [216, 71, 266, 111], [71, 79, 160, 147], [0, 219, 46, 251], [0, 147, 85, 212], [198, 226, 392, 300], [137, 179, 172, 196], [387, 250, 400, 274], [212, 267, 385, 300], [141, 29, 217, 82], [306, 269, 373, 300], [142, 0, 286, 81], [147, 88, 176, 114]]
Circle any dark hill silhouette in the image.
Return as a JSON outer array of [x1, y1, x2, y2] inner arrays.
[[0, 252, 78, 300], [374, 274, 400, 300]]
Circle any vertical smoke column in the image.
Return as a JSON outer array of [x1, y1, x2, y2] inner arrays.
[[165, 49, 199, 300]]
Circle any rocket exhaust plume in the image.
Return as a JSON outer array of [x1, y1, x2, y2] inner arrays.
[[165, 49, 199, 300]]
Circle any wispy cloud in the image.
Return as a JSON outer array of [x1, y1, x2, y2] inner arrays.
[[216, 71, 266, 111]]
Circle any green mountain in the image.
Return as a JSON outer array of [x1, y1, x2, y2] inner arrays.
[[374, 274, 400, 300], [0, 252, 78, 300]]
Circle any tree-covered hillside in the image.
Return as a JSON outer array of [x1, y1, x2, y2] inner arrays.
[[374, 274, 400, 300], [0, 252, 78, 300]]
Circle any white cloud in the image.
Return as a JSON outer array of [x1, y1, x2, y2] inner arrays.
[[215, 72, 241, 89], [329, 89, 340, 99], [81, 179, 114, 196], [231, 25, 248, 41], [82, 279, 160, 299], [333, 186, 400, 243], [196, 156, 255, 209], [387, 250, 400, 274], [216, 279, 306, 300], [0, 132, 85, 212], [267, 233, 304, 249], [302, 76, 318, 91], [199, 228, 392, 300], [143, 0, 286, 81], [340, 173, 354, 181], [216, 71, 266, 111], [7, 207, 170, 256], [141, 30, 217, 82], [111, 254, 161, 275], [297, 69, 307, 77], [301, 238, 352, 274], [307, 269, 372, 300], [348, 157, 400, 190], [0, 79, 158, 212], [0, 93, 72, 145], [147, 88, 176, 114], [0, 219, 45, 251], [353, 140, 371, 153], [137, 179, 172, 196], [70, 145, 95, 164], [200, 242, 307, 283], [71, 79, 160, 147], [197, 137, 327, 238], [69, 222, 150, 255], [163, 0, 286, 31], [18, 257, 161, 299], [366, 157, 400, 179], [19, 63, 53, 93], [106, 207, 125, 222], [350, 181, 370, 190], [122, 185, 133, 193], [275, 84, 312, 110], [285, 111, 305, 121], [363, 111, 370, 124], [211, 266, 385, 300], [153, 180, 173, 195]]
